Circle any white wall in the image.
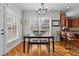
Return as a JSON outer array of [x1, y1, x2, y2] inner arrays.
[[22, 10, 60, 41], [47, 11, 60, 41]]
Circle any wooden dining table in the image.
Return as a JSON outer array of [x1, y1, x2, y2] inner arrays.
[[23, 36, 54, 54]]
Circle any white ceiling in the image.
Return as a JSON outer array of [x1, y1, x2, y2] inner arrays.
[[10, 3, 79, 17], [10, 3, 79, 11]]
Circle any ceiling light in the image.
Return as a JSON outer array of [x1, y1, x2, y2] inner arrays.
[[66, 6, 70, 9], [36, 3, 48, 15]]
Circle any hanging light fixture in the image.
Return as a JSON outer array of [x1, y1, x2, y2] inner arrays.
[[36, 3, 48, 15]]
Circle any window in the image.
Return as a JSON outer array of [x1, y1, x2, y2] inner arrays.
[[6, 8, 18, 43], [31, 17, 51, 36]]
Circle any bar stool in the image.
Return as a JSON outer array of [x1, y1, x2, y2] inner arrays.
[[70, 34, 79, 55], [66, 32, 76, 55]]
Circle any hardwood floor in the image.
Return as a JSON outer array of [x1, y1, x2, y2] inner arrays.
[[5, 41, 79, 56]]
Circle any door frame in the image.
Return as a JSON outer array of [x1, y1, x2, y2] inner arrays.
[[0, 4, 5, 55]]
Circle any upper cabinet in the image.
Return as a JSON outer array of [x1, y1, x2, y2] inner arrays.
[[71, 17, 79, 27], [60, 11, 79, 27], [60, 12, 66, 27]]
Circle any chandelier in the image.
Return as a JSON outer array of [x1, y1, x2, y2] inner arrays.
[[36, 3, 48, 15]]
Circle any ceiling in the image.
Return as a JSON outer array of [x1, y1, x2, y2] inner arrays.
[[10, 3, 79, 11], [10, 3, 79, 17]]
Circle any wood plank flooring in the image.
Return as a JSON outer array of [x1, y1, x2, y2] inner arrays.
[[5, 41, 79, 56]]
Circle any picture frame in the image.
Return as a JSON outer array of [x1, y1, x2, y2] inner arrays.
[[52, 20, 60, 26]]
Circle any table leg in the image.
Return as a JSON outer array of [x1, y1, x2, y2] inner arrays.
[[53, 37, 54, 52], [49, 44, 50, 55], [27, 38, 30, 53], [23, 38, 25, 53], [49, 38, 50, 54], [40, 38, 41, 55]]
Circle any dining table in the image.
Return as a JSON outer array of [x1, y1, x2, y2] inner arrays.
[[23, 36, 55, 54]]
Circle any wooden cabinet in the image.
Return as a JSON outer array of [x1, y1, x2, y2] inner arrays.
[[60, 12, 72, 27], [65, 17, 72, 27], [60, 12, 66, 27], [60, 11, 79, 27], [72, 17, 79, 27], [60, 16, 79, 27], [65, 17, 68, 27], [75, 17, 79, 26], [76, 40, 79, 48], [67, 19, 72, 27], [66, 32, 79, 49], [60, 12, 79, 45]]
